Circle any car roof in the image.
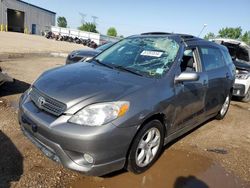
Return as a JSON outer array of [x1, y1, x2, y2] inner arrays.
[[128, 32, 198, 41]]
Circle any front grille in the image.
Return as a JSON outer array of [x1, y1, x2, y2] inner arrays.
[[30, 87, 67, 116]]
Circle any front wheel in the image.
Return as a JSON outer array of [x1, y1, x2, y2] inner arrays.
[[127, 120, 164, 174], [215, 94, 231, 120]]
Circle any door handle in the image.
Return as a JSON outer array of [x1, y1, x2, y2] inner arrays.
[[203, 80, 207, 85], [226, 73, 230, 79]]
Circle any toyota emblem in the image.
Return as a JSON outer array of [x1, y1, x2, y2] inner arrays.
[[38, 97, 46, 108]]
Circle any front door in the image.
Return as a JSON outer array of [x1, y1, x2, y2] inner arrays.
[[172, 47, 207, 133], [32, 24, 36, 34]]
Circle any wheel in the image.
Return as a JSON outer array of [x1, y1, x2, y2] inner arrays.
[[127, 120, 164, 174], [241, 88, 250, 103], [215, 94, 231, 120]]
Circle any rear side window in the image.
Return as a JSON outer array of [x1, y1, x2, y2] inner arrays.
[[200, 47, 225, 71], [221, 49, 233, 65]]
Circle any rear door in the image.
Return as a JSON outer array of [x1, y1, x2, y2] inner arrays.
[[199, 46, 229, 116]]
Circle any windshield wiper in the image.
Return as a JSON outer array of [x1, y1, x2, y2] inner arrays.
[[92, 59, 114, 69], [113, 65, 143, 77]]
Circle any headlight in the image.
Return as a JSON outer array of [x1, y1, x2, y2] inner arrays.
[[68, 101, 130, 126], [236, 74, 250, 80]]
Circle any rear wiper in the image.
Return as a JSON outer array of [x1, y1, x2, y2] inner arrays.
[[114, 65, 143, 77], [92, 59, 114, 69]]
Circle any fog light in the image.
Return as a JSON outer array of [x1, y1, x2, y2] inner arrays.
[[84, 153, 94, 164]]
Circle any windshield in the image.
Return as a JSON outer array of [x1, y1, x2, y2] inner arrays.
[[95, 36, 180, 77], [96, 42, 114, 51]]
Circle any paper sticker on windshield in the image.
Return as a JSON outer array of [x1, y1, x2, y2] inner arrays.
[[141, 51, 163, 57], [156, 68, 164, 74]]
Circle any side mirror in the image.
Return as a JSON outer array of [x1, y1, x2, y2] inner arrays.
[[175, 72, 200, 83]]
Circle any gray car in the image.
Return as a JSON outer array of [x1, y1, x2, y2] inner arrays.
[[19, 32, 235, 176]]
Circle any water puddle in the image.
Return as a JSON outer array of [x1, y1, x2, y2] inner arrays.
[[70, 149, 246, 188]]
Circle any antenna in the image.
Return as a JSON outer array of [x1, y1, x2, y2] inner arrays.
[[198, 24, 208, 37]]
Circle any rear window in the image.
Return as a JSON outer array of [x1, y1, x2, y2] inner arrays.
[[200, 47, 225, 71]]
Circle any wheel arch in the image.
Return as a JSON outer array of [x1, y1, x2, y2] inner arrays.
[[124, 113, 167, 167]]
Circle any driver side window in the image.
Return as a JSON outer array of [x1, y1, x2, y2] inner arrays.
[[180, 48, 198, 72]]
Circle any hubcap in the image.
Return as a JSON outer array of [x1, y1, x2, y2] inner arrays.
[[135, 128, 161, 167], [220, 95, 230, 116]]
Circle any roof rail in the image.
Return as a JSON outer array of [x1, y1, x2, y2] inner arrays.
[[141, 32, 172, 35], [140, 32, 200, 42]]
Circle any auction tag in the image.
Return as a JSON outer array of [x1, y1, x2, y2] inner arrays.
[[156, 68, 164, 74], [141, 50, 163, 57]]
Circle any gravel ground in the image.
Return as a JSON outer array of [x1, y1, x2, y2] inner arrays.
[[0, 55, 250, 188]]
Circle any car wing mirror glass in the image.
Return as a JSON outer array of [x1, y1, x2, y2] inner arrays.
[[175, 72, 200, 83]]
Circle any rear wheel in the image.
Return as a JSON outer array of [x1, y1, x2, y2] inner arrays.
[[127, 120, 164, 174], [215, 94, 231, 120], [241, 88, 250, 103]]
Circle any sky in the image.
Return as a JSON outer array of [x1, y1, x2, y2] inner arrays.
[[26, 0, 250, 37]]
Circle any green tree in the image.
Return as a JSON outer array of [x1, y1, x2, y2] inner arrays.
[[57, 16, 67, 28], [107, 27, 117, 37], [218, 27, 242, 39], [78, 22, 98, 33], [204, 32, 216, 40], [241, 31, 250, 45]]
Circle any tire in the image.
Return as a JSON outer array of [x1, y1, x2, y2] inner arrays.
[[127, 120, 164, 174], [215, 94, 231, 120], [241, 88, 250, 103]]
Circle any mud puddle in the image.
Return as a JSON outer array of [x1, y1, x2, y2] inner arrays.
[[70, 149, 246, 188]]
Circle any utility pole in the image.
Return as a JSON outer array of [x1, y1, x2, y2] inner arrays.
[[92, 16, 98, 25], [79, 13, 86, 24]]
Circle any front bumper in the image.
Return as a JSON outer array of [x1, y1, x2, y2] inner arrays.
[[19, 96, 137, 176]]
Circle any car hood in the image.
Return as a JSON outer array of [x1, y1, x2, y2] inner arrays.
[[33, 63, 154, 108], [234, 60, 250, 71]]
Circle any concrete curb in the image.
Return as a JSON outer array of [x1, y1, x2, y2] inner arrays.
[[50, 53, 68, 58]]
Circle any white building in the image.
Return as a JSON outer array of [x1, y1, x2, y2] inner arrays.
[[0, 0, 56, 34]]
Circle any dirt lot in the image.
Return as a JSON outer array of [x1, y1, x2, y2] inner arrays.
[[0, 54, 250, 188], [0, 32, 87, 54]]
